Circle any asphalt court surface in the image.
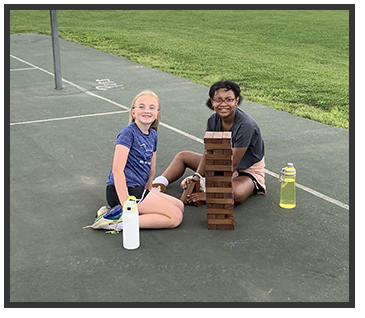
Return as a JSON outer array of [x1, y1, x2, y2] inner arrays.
[[8, 33, 351, 304]]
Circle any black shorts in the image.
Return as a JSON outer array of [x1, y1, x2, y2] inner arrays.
[[106, 185, 150, 208], [237, 171, 263, 195]]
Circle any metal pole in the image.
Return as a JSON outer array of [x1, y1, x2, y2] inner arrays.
[[50, 10, 62, 89]]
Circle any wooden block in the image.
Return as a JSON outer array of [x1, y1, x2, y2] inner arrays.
[[205, 153, 233, 160], [206, 187, 233, 193], [207, 208, 234, 215], [206, 193, 222, 199], [206, 181, 232, 188], [207, 203, 225, 209], [205, 143, 232, 150], [206, 192, 233, 199], [210, 159, 233, 166], [207, 213, 235, 230], [208, 224, 217, 230], [207, 218, 234, 225], [216, 214, 226, 219], [205, 159, 215, 165], [180, 179, 203, 206], [206, 198, 234, 204], [213, 131, 223, 138], [180, 180, 196, 204], [205, 165, 233, 172], [222, 131, 232, 142], [191, 179, 204, 207], [212, 224, 235, 230], [203, 131, 215, 144], [205, 176, 232, 182], [204, 131, 215, 138], [205, 171, 215, 177]]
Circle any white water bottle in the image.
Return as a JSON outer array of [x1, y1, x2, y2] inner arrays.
[[122, 196, 140, 250]]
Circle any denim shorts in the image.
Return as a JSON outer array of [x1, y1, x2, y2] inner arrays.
[[106, 185, 150, 208]]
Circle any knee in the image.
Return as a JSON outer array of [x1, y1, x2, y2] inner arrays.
[[175, 151, 190, 161], [233, 184, 255, 204], [176, 199, 184, 212], [169, 210, 184, 228]]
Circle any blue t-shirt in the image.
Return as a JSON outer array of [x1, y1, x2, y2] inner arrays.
[[206, 108, 265, 170], [107, 122, 157, 188]]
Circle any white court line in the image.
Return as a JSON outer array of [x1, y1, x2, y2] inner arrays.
[[10, 110, 130, 126], [10, 54, 130, 111], [264, 170, 349, 210], [10, 54, 349, 211], [160, 123, 349, 211], [10, 67, 37, 71]]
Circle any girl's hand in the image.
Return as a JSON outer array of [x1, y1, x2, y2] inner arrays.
[[187, 192, 206, 203], [181, 177, 194, 190]]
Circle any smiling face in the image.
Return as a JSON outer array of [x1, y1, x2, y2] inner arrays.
[[131, 94, 160, 128], [211, 88, 239, 118]]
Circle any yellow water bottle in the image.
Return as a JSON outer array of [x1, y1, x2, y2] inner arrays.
[[279, 163, 296, 209]]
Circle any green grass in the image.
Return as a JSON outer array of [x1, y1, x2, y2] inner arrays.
[[10, 10, 350, 129]]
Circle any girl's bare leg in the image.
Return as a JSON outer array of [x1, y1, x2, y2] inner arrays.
[[232, 176, 255, 204], [161, 151, 202, 184], [152, 191, 184, 212], [137, 191, 184, 229]]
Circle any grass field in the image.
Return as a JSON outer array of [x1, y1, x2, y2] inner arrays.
[[9, 10, 350, 129]]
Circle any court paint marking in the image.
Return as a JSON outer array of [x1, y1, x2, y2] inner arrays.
[[264, 169, 349, 210], [10, 67, 37, 71], [159, 123, 349, 211], [10, 54, 349, 211], [10, 110, 130, 126], [10, 54, 130, 111], [95, 79, 124, 91]]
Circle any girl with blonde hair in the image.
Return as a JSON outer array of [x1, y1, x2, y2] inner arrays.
[[92, 90, 183, 231]]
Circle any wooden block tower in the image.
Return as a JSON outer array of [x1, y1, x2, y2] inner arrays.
[[204, 131, 234, 230]]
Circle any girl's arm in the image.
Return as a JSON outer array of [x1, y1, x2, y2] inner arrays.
[[232, 146, 248, 171], [193, 152, 206, 181], [145, 151, 156, 190], [112, 144, 130, 205]]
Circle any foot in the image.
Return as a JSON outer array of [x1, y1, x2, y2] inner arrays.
[[95, 206, 109, 218], [90, 205, 124, 231]]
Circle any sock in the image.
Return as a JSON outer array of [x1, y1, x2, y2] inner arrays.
[[153, 175, 169, 186]]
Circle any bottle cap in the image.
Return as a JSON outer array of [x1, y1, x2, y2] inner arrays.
[[285, 163, 296, 175]]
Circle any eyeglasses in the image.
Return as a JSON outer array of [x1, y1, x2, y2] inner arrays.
[[211, 98, 236, 105], [134, 105, 159, 111]]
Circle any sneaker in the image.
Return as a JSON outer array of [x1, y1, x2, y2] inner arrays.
[[84, 205, 124, 231], [151, 183, 166, 193], [95, 205, 109, 218]]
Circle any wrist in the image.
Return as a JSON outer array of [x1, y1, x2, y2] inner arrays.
[[193, 172, 203, 179]]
